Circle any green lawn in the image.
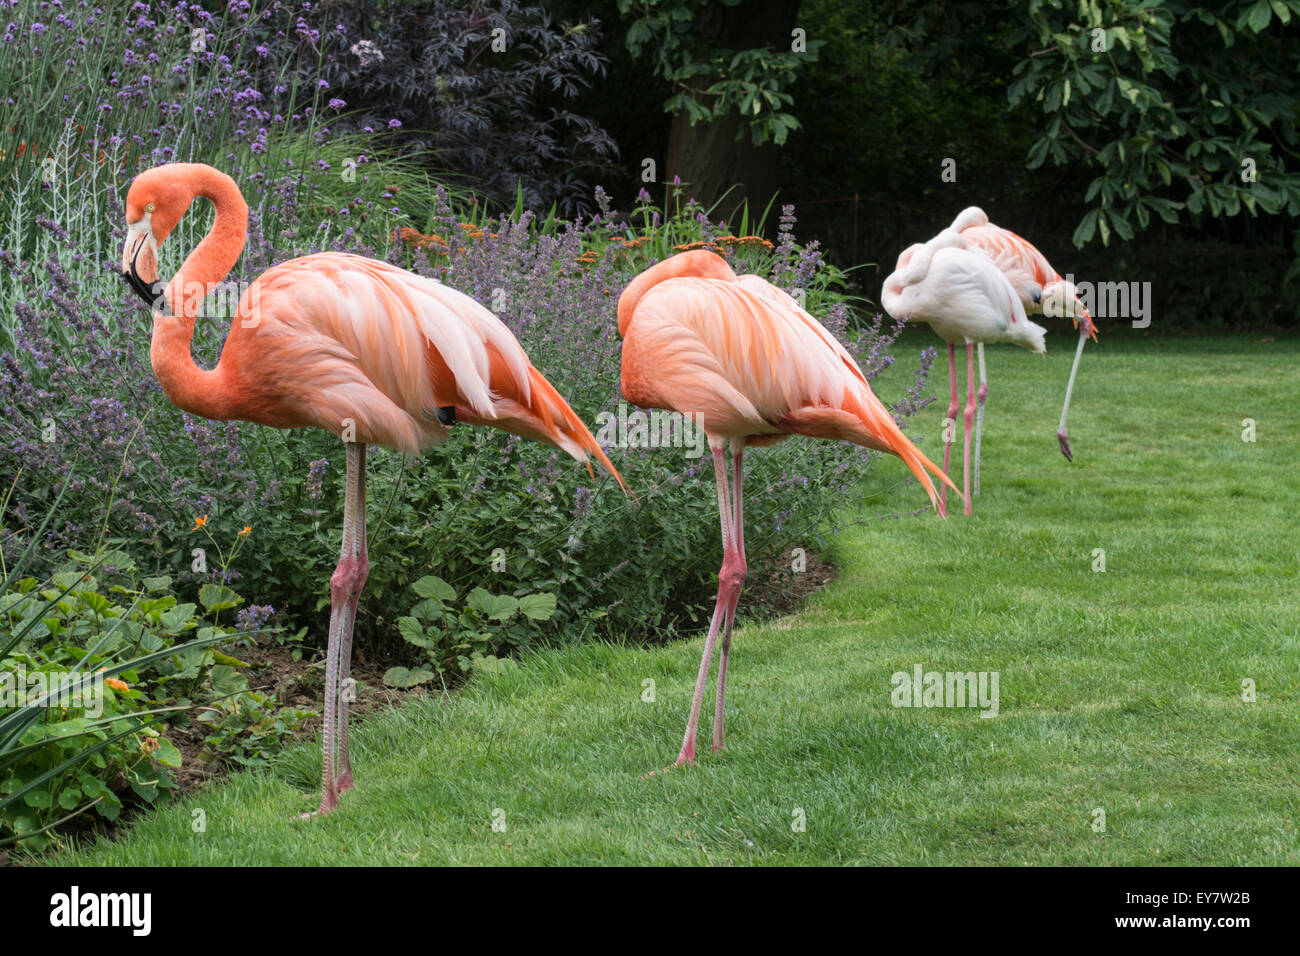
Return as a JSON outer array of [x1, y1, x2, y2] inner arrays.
[[50, 329, 1300, 865]]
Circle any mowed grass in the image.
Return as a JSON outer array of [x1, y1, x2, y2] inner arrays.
[[51, 328, 1300, 865]]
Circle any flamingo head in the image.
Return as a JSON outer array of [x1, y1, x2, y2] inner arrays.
[[119, 165, 205, 309]]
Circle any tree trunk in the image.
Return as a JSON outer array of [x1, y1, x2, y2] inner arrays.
[[665, 0, 803, 223]]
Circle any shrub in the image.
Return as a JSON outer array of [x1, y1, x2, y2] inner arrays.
[[0, 543, 309, 851], [0, 3, 938, 677], [280, 0, 620, 215]]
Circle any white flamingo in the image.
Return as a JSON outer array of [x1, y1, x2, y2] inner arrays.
[[881, 230, 1046, 514]]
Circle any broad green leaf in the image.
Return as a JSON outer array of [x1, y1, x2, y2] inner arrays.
[[198, 583, 243, 612], [412, 575, 456, 602], [153, 737, 182, 768], [410, 597, 446, 621], [518, 593, 557, 621], [397, 616, 437, 649], [1243, 0, 1272, 32], [467, 588, 518, 621], [382, 666, 436, 688], [159, 603, 197, 632]]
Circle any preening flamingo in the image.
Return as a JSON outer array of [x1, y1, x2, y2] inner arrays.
[[881, 230, 1046, 515], [948, 206, 1097, 466], [120, 163, 626, 815], [619, 250, 958, 768]]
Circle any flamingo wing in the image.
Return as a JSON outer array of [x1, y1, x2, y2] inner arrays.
[[230, 253, 625, 486], [621, 261, 956, 508]]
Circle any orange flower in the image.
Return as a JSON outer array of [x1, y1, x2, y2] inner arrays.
[[238, 526, 251, 537], [105, 677, 129, 692], [193, 515, 208, 530]]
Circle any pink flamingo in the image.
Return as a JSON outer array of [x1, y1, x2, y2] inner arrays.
[[619, 251, 957, 768], [947, 207, 1097, 467], [120, 163, 626, 815], [881, 230, 1046, 515]]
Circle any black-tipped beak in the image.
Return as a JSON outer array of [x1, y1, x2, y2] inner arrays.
[[1030, 287, 1043, 305], [121, 266, 166, 308], [121, 232, 166, 310]]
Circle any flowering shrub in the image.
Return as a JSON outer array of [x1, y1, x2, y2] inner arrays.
[[0, 3, 938, 665]]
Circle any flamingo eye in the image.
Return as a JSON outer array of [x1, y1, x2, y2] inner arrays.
[[145, 202, 156, 213]]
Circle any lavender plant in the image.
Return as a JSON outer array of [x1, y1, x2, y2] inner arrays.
[[0, 1, 937, 664]]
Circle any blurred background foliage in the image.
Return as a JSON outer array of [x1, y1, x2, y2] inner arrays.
[[561, 0, 1300, 327]]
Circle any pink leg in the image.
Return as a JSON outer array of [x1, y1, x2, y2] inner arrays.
[[713, 439, 748, 753], [304, 442, 367, 817], [962, 343, 976, 517], [335, 447, 367, 794], [674, 440, 739, 767], [942, 343, 958, 513]]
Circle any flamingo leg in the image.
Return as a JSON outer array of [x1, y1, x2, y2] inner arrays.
[[1057, 329, 1087, 462], [674, 440, 736, 767], [712, 438, 748, 753], [973, 342, 988, 496], [941, 342, 958, 513], [334, 444, 367, 793], [307, 441, 369, 817], [962, 342, 976, 516]]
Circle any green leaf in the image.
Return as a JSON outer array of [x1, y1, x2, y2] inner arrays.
[[517, 593, 557, 621], [209, 665, 247, 697], [397, 616, 437, 649], [159, 603, 197, 632], [78, 591, 112, 616], [382, 666, 436, 688], [153, 736, 182, 768], [410, 597, 445, 621], [1243, 0, 1272, 32], [1073, 208, 1100, 246], [412, 575, 456, 602], [143, 576, 173, 592], [466, 588, 518, 621], [198, 584, 243, 613]]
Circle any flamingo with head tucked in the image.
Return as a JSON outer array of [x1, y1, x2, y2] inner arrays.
[[947, 206, 1097, 467], [881, 230, 1046, 514], [619, 250, 957, 769], [120, 162, 626, 816]]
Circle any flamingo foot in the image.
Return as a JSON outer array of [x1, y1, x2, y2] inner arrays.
[[335, 771, 354, 793], [642, 742, 697, 778], [297, 790, 339, 820], [1057, 429, 1074, 462]]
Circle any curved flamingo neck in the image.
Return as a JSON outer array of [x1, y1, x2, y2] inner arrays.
[[150, 167, 249, 422]]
